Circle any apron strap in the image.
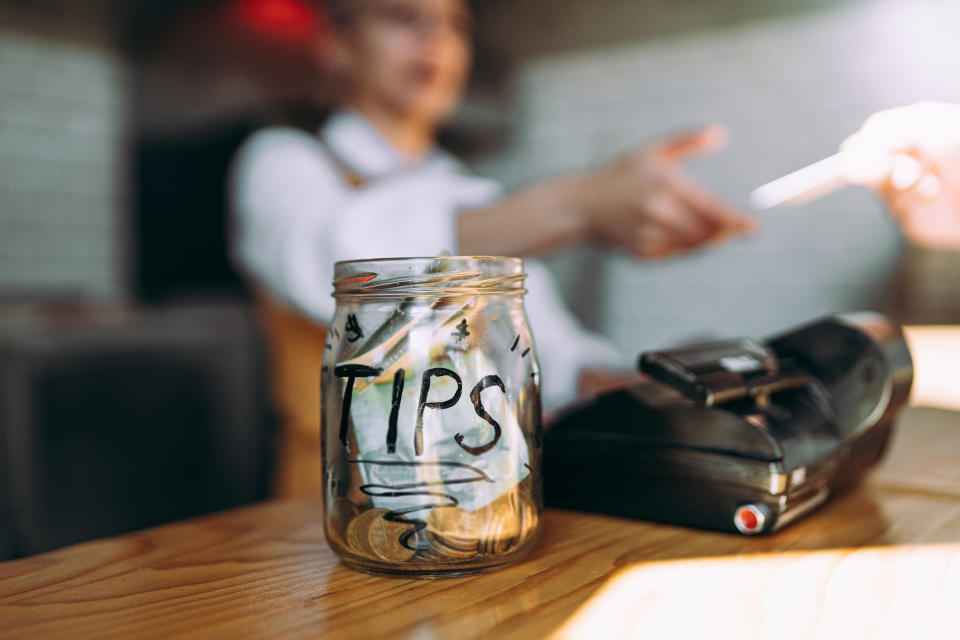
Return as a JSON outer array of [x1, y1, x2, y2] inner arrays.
[[319, 141, 367, 189]]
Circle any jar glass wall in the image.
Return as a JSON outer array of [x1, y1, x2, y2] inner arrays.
[[321, 256, 543, 577]]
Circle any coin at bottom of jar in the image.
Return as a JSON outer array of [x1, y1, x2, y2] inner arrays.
[[345, 509, 416, 564], [478, 498, 538, 556], [368, 513, 420, 563], [426, 488, 537, 558]]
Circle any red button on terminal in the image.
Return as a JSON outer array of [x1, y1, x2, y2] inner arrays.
[[734, 504, 767, 535]]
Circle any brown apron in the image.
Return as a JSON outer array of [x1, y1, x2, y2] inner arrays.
[[255, 143, 365, 496]]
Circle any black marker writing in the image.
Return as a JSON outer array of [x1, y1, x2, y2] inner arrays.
[[452, 319, 469, 342], [415, 367, 462, 456], [334, 364, 383, 447], [350, 459, 493, 551], [455, 374, 505, 456], [386, 369, 405, 454], [510, 335, 520, 352], [345, 313, 363, 343]]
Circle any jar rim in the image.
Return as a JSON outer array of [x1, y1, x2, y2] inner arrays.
[[333, 256, 525, 299], [334, 255, 521, 268]]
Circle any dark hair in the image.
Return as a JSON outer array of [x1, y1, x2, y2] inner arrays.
[[325, 0, 478, 28], [325, 0, 365, 25]]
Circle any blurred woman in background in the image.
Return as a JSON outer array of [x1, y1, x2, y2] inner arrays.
[[229, 0, 754, 494]]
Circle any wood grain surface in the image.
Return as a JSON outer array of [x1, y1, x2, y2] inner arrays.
[[1, 407, 959, 639]]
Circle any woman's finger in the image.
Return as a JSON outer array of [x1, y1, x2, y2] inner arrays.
[[631, 224, 677, 259], [666, 170, 755, 233], [642, 193, 717, 247], [654, 124, 729, 162]]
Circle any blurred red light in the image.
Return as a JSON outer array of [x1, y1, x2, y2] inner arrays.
[[233, 0, 327, 42]]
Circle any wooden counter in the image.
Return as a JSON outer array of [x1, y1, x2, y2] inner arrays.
[[2, 407, 959, 639]]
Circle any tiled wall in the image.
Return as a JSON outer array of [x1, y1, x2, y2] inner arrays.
[[474, 0, 960, 352], [0, 26, 128, 300]]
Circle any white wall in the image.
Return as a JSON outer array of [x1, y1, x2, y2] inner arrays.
[[474, 0, 960, 352], [0, 26, 128, 300]]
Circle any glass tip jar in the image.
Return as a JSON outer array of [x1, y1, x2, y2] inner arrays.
[[321, 256, 543, 577]]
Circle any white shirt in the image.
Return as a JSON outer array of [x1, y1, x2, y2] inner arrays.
[[229, 110, 627, 410]]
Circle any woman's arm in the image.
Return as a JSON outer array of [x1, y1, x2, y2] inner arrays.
[[457, 125, 755, 259], [456, 172, 589, 257]]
